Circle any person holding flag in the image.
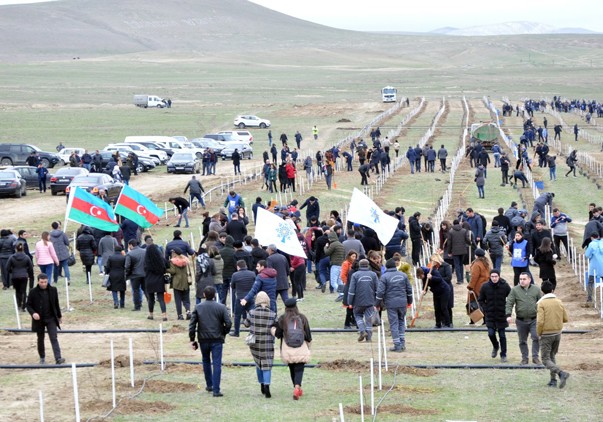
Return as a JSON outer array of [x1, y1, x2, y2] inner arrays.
[[113, 184, 164, 229]]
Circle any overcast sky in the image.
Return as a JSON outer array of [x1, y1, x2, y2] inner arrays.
[[1, 0, 602, 32], [248, 0, 603, 32]]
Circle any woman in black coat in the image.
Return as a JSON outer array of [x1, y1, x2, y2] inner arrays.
[[105, 245, 127, 309], [478, 269, 511, 362], [6, 242, 34, 310], [533, 237, 557, 289], [76, 226, 97, 283], [144, 243, 168, 321]]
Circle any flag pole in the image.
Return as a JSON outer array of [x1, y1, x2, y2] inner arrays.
[[64, 186, 77, 234]]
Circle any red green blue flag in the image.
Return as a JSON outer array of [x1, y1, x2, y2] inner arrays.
[[66, 186, 120, 232], [114, 184, 164, 228]]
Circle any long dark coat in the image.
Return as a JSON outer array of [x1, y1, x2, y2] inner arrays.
[[145, 260, 168, 294], [249, 305, 276, 370], [76, 228, 97, 266], [478, 279, 511, 329], [105, 252, 126, 292]]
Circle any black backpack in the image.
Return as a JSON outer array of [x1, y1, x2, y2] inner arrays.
[[285, 316, 305, 348], [475, 213, 487, 238]]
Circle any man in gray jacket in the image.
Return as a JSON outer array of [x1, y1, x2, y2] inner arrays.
[[50, 221, 70, 284], [348, 259, 378, 342], [375, 259, 413, 352], [189, 286, 232, 397], [266, 245, 290, 304], [126, 239, 146, 311], [183, 175, 206, 208]]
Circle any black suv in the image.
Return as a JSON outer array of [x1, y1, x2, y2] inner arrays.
[[0, 143, 61, 168]]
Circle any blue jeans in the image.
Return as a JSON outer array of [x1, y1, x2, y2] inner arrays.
[[214, 284, 223, 303], [549, 167, 556, 180], [190, 193, 205, 207], [97, 257, 103, 274], [112, 290, 125, 307], [493, 152, 501, 167], [409, 159, 414, 173], [233, 300, 253, 335], [200, 342, 223, 394], [453, 255, 464, 283], [38, 264, 54, 284], [130, 277, 145, 309], [176, 208, 189, 227], [491, 255, 503, 271], [477, 185, 484, 198], [329, 264, 342, 292], [53, 259, 70, 284], [325, 174, 332, 190], [318, 257, 330, 286], [256, 366, 272, 385]]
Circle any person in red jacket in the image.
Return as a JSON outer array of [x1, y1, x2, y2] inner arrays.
[[285, 160, 297, 192]]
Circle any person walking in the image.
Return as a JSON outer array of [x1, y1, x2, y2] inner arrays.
[[184, 175, 206, 209], [534, 237, 557, 289], [348, 259, 378, 342], [584, 232, 603, 305], [166, 247, 193, 320], [271, 298, 312, 400], [125, 239, 146, 312], [564, 150, 578, 177], [437, 144, 448, 172], [189, 286, 232, 397], [478, 269, 511, 363], [49, 222, 71, 285], [312, 125, 318, 140], [75, 226, 96, 284], [484, 221, 507, 271], [36, 163, 48, 193], [505, 272, 542, 365], [230, 260, 256, 336], [537, 280, 570, 388], [34, 232, 59, 284], [248, 291, 276, 398], [375, 258, 413, 352], [7, 242, 34, 311], [144, 243, 168, 321], [550, 208, 572, 261], [169, 197, 190, 228], [26, 273, 65, 364], [232, 149, 241, 175], [105, 245, 127, 309], [475, 164, 485, 199], [510, 231, 531, 286], [446, 219, 471, 284]]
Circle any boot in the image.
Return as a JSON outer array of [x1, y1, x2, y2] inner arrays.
[[162, 313, 168, 322], [147, 313, 153, 320], [559, 371, 570, 389], [264, 384, 271, 398], [260, 384, 265, 395], [547, 379, 557, 388]]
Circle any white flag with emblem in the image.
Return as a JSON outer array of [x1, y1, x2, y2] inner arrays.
[[347, 188, 399, 245], [254, 207, 307, 258]]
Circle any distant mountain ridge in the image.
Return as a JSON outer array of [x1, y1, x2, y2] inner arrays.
[[430, 21, 597, 36]]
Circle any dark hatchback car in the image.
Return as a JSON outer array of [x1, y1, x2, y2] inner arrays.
[[65, 173, 123, 203], [50, 167, 89, 196], [0, 143, 60, 168], [4, 165, 51, 189], [0, 169, 27, 198]]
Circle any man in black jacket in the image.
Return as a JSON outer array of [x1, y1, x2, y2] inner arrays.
[[299, 196, 320, 227], [229, 260, 256, 336], [409, 212, 422, 266], [26, 274, 65, 364], [189, 286, 231, 397], [478, 270, 511, 363], [225, 213, 247, 242]]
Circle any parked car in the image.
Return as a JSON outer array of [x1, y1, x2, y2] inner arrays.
[[50, 167, 89, 196], [172, 136, 188, 143], [234, 115, 270, 129], [203, 133, 236, 143], [167, 152, 201, 174], [2, 165, 51, 189], [190, 138, 225, 154], [65, 173, 123, 203], [110, 143, 168, 164], [124, 141, 174, 157], [57, 147, 86, 165], [0, 169, 27, 198], [221, 143, 253, 160], [90, 151, 151, 174], [104, 145, 160, 165], [217, 130, 253, 144], [0, 143, 61, 168]]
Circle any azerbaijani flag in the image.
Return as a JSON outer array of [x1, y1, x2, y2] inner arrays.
[[113, 184, 164, 228], [66, 186, 120, 232]]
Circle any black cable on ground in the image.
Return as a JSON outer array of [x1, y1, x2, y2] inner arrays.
[[1, 328, 167, 334], [0, 362, 97, 369]]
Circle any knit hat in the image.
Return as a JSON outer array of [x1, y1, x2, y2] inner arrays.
[[475, 248, 486, 257], [284, 298, 298, 308], [256, 291, 270, 308]]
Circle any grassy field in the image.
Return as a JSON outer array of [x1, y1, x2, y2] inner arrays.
[[1, 24, 603, 421]]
